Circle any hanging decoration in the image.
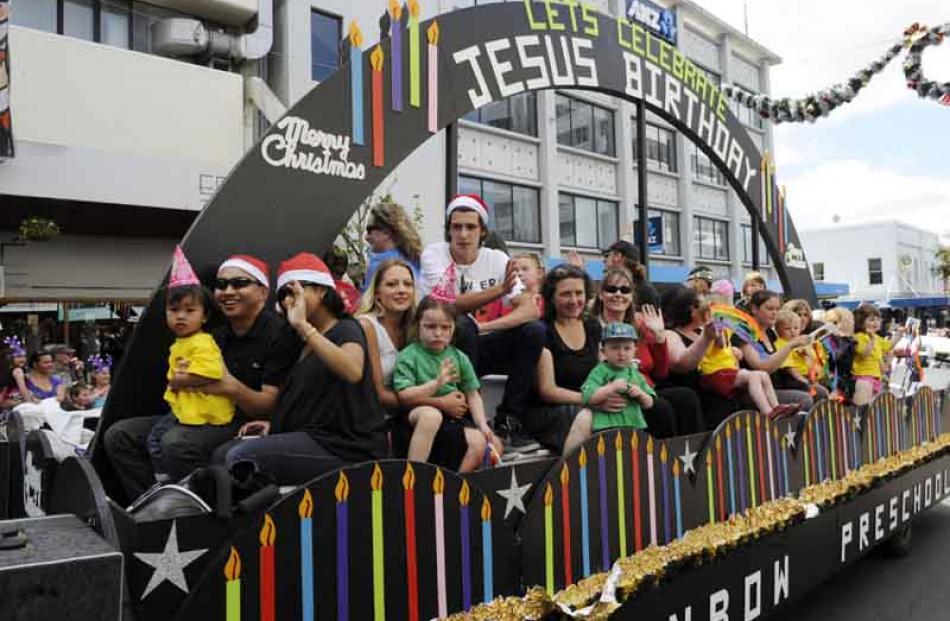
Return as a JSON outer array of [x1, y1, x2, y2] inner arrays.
[[722, 22, 950, 123]]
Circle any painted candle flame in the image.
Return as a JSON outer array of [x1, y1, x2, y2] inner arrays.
[[403, 462, 416, 490], [706, 450, 712, 465], [544, 482, 553, 506], [717, 434, 722, 449], [427, 21, 439, 45], [647, 436, 654, 454], [660, 443, 668, 463], [259, 513, 276, 547], [224, 546, 241, 580], [481, 496, 492, 521], [579, 446, 588, 467], [597, 434, 606, 456], [389, 0, 402, 20], [433, 467, 445, 495], [298, 488, 313, 519], [370, 45, 384, 71], [349, 21, 363, 48], [673, 457, 680, 476], [459, 479, 470, 506], [408, 0, 420, 18], [371, 463, 384, 492], [335, 471, 350, 502], [560, 463, 569, 486], [726, 423, 733, 439], [631, 432, 639, 449], [756, 416, 761, 431], [614, 431, 623, 451]]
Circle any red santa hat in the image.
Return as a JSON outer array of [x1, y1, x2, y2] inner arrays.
[[276, 252, 335, 290], [169, 245, 201, 288], [218, 254, 270, 289], [446, 193, 490, 226]]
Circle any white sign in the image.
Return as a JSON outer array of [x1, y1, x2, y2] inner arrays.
[[784, 243, 807, 270], [260, 116, 366, 180]]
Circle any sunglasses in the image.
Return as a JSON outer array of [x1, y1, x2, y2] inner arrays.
[[214, 277, 259, 291], [603, 285, 633, 295]]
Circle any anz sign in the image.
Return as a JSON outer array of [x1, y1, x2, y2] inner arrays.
[[625, 0, 677, 45]]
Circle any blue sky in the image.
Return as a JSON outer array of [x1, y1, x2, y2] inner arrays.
[[698, 0, 950, 240]]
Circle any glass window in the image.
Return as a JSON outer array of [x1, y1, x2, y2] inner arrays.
[[556, 93, 615, 156], [689, 143, 725, 185], [868, 258, 883, 285], [633, 119, 677, 173], [12, 0, 57, 32], [694, 217, 729, 261], [63, 0, 95, 41], [813, 262, 825, 281], [634, 209, 680, 256], [311, 10, 342, 82], [740, 224, 770, 265], [458, 176, 540, 243], [560, 193, 618, 249], [101, 3, 130, 48], [465, 93, 537, 136]]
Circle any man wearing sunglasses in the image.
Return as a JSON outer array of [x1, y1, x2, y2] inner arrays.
[[104, 254, 300, 503]]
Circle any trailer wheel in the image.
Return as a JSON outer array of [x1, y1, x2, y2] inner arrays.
[[883, 523, 913, 557]]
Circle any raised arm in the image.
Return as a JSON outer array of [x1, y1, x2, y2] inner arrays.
[[667, 324, 715, 374], [740, 335, 808, 374]]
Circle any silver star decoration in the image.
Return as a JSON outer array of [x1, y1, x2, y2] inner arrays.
[[496, 469, 532, 519], [678, 440, 698, 476], [785, 424, 797, 450], [134, 521, 208, 599], [852, 414, 862, 432]]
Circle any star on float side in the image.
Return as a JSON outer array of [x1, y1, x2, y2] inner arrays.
[[496, 469, 532, 519], [134, 520, 208, 599], [678, 440, 698, 476], [785, 424, 797, 450]]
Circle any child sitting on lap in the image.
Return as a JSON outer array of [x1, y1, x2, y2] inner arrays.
[[394, 296, 502, 473], [773, 310, 830, 400], [581, 322, 656, 432]]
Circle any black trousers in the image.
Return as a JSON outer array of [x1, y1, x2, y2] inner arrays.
[[454, 316, 546, 418]]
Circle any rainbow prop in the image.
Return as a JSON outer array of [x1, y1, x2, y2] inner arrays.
[[578, 448, 591, 577], [710, 304, 767, 348]]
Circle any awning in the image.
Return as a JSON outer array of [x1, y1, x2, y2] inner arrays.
[[0, 302, 58, 313], [835, 297, 948, 310], [545, 257, 690, 283], [66, 307, 119, 322]]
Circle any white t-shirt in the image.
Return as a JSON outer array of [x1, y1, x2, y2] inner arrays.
[[419, 242, 510, 299], [359, 314, 399, 385]]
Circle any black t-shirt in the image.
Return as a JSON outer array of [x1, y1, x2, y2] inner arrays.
[[212, 308, 301, 418], [546, 319, 602, 392], [271, 319, 387, 463]]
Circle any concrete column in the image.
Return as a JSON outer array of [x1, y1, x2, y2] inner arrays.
[[674, 121, 692, 267], [536, 90, 561, 258], [720, 34, 744, 281], [617, 101, 637, 243]]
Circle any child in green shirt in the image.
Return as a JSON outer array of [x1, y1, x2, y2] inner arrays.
[[581, 322, 656, 432]]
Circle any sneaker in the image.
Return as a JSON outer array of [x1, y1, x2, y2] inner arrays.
[[495, 414, 541, 452], [508, 433, 541, 452]]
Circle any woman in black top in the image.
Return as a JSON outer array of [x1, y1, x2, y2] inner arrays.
[[223, 253, 387, 484]]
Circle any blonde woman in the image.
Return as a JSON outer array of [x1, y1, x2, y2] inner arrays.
[[362, 201, 423, 290]]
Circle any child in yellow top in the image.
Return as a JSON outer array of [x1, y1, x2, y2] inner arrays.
[[773, 310, 830, 399], [851, 303, 897, 406], [698, 299, 795, 418]]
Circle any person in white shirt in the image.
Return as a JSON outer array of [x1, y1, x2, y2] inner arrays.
[[419, 195, 546, 442]]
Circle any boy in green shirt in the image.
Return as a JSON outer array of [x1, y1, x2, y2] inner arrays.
[[581, 322, 656, 432]]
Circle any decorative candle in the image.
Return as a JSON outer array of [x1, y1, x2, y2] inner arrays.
[[597, 435, 609, 570], [349, 21, 364, 145], [803, 427, 812, 486], [427, 21, 439, 133], [459, 480, 472, 609], [827, 408, 837, 478], [433, 468, 447, 618], [660, 443, 671, 544], [631, 434, 642, 552], [481, 496, 493, 603], [225, 546, 241, 621], [578, 447, 591, 578], [402, 463, 419, 621], [816, 415, 825, 482], [781, 436, 790, 495], [335, 472, 350, 621], [646, 436, 657, 547], [716, 435, 725, 521], [884, 399, 892, 456], [706, 451, 715, 525], [259, 514, 276, 621], [766, 425, 776, 500], [839, 407, 848, 475], [299, 490, 314, 621], [559, 463, 573, 586], [614, 432, 626, 558], [745, 415, 756, 508], [370, 45, 385, 167], [759, 153, 768, 219], [725, 423, 736, 516], [736, 419, 747, 512], [389, 0, 403, 111], [408, 0, 420, 107], [672, 458, 683, 539], [544, 482, 554, 595], [371, 464, 386, 620], [755, 416, 766, 502]]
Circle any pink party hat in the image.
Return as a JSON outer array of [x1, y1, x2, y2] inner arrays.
[[169, 245, 201, 288], [429, 263, 457, 304]]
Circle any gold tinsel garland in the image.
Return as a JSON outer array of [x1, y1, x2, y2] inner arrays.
[[446, 433, 950, 621]]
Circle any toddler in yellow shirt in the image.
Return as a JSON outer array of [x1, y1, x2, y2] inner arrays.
[[851, 303, 897, 406], [773, 310, 830, 399]]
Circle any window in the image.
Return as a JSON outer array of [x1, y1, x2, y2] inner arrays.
[[14, 0, 57, 33], [559, 193, 618, 249], [13, 0, 130, 47], [311, 10, 342, 82], [868, 258, 883, 285], [458, 176, 540, 243], [63, 0, 95, 41], [740, 224, 770, 265], [689, 143, 725, 185], [556, 94, 615, 156], [463, 92, 537, 137], [813, 262, 825, 281], [632, 119, 677, 173], [633, 209, 681, 256], [694, 217, 729, 261]]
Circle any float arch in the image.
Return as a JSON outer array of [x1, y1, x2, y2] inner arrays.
[[93, 1, 817, 487]]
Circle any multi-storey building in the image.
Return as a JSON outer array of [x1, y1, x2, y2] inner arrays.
[[0, 0, 786, 307]]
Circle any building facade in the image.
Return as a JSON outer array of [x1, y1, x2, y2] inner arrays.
[[800, 221, 945, 307], [0, 0, 785, 304]]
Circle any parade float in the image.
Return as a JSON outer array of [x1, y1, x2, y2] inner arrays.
[[3, 3, 949, 620]]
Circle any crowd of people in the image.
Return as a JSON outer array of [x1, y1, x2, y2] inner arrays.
[[74, 193, 913, 505]]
